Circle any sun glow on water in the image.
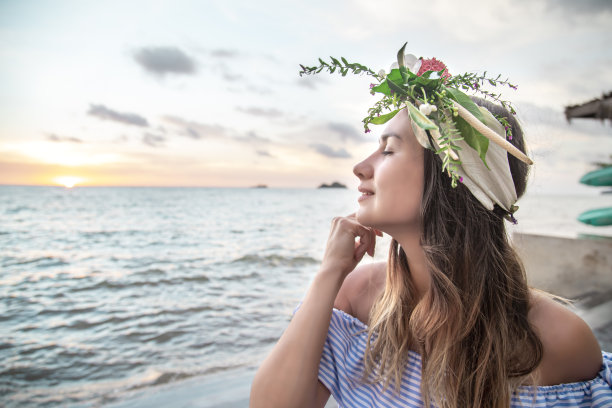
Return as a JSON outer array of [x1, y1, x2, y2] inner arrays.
[[54, 176, 84, 188]]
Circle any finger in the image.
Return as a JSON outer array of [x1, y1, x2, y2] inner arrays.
[[356, 228, 374, 258], [374, 229, 383, 237], [355, 243, 367, 261], [368, 229, 377, 257], [367, 228, 377, 257]]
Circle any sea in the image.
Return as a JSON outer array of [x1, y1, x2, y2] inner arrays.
[[1, 186, 611, 407]]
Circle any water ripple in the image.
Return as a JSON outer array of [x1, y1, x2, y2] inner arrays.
[[0, 186, 356, 407]]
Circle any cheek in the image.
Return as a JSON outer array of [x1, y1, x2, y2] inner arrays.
[[377, 161, 423, 221]]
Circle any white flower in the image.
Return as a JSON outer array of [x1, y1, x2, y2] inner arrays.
[[391, 53, 422, 74], [419, 103, 438, 116], [378, 69, 386, 78], [411, 58, 422, 75], [404, 54, 421, 73]]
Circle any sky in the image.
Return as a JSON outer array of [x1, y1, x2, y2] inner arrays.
[[0, 0, 611, 193]]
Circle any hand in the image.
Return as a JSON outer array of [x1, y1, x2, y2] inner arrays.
[[319, 214, 383, 280]]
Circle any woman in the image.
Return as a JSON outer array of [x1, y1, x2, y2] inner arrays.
[[250, 46, 611, 407]]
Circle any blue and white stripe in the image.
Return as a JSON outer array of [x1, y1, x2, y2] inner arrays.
[[314, 306, 612, 408]]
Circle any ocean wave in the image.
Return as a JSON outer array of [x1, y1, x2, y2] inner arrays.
[[132, 267, 166, 276], [231, 254, 318, 267], [5, 205, 33, 214], [80, 229, 143, 238], [70, 274, 210, 292], [53, 315, 132, 330], [0, 365, 55, 382], [218, 271, 261, 281], [18, 343, 58, 356], [37, 305, 98, 316], [143, 329, 188, 344], [2, 255, 69, 268]]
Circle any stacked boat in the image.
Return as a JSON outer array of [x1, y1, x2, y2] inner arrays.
[[578, 166, 612, 226]]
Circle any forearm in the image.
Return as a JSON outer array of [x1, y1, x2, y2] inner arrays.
[[250, 270, 341, 408]]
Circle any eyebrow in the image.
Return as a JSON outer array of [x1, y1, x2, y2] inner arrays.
[[379, 133, 402, 144]]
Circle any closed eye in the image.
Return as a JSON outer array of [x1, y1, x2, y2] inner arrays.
[[382, 150, 393, 156]]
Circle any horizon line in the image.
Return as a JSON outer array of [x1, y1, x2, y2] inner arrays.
[[0, 183, 352, 189]]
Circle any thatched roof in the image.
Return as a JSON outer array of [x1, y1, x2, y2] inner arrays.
[[565, 91, 612, 123]]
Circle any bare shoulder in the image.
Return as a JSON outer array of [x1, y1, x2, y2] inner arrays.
[[529, 289, 602, 385], [334, 261, 386, 325]]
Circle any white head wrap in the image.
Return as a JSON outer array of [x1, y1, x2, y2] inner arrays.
[[411, 106, 517, 213]]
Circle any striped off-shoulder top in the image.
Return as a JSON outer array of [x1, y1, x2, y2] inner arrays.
[[308, 306, 612, 408]]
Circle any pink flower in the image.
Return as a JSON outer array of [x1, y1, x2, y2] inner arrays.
[[417, 57, 451, 80]]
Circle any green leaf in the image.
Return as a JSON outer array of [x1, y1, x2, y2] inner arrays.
[[372, 81, 391, 96], [330, 56, 341, 66], [413, 75, 443, 89], [405, 101, 438, 131], [445, 87, 486, 123], [397, 42, 408, 68], [387, 78, 407, 97], [374, 68, 408, 97], [387, 68, 404, 84], [453, 115, 490, 168], [399, 66, 408, 82], [369, 109, 400, 125], [341, 57, 349, 66]]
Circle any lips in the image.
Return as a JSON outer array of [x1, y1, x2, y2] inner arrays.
[[358, 186, 374, 201]]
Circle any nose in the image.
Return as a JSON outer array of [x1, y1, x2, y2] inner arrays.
[[353, 154, 374, 180]]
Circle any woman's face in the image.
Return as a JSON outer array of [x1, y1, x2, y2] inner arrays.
[[353, 109, 425, 233]]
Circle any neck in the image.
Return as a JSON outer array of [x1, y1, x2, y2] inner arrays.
[[393, 229, 430, 299]]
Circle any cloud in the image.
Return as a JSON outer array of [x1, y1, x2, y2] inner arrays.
[[516, 102, 611, 138], [162, 115, 228, 139], [223, 72, 242, 82], [45, 133, 83, 143], [238, 106, 283, 118], [311, 143, 351, 159], [133, 46, 197, 76], [328, 122, 367, 142], [296, 76, 327, 90], [541, 0, 612, 16], [246, 84, 273, 95], [142, 133, 166, 147], [210, 60, 243, 82], [88, 104, 149, 127], [234, 130, 271, 144], [210, 49, 239, 58], [256, 150, 272, 157]]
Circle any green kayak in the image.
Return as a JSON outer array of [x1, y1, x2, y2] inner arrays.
[[580, 166, 612, 187], [578, 207, 612, 226]]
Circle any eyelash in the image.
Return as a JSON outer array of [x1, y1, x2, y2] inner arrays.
[[382, 150, 393, 156]]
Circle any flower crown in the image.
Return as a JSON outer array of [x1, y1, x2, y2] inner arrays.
[[299, 43, 533, 188]]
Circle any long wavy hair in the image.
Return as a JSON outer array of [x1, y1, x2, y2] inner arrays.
[[363, 98, 543, 407]]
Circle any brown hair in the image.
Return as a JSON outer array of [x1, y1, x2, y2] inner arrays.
[[363, 98, 542, 407]]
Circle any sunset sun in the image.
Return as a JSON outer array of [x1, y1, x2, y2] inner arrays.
[[54, 176, 84, 188]]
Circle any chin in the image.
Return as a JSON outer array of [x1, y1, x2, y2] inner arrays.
[[356, 209, 378, 228]]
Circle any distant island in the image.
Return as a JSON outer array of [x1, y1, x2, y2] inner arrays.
[[252, 184, 268, 189], [318, 181, 347, 189]]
